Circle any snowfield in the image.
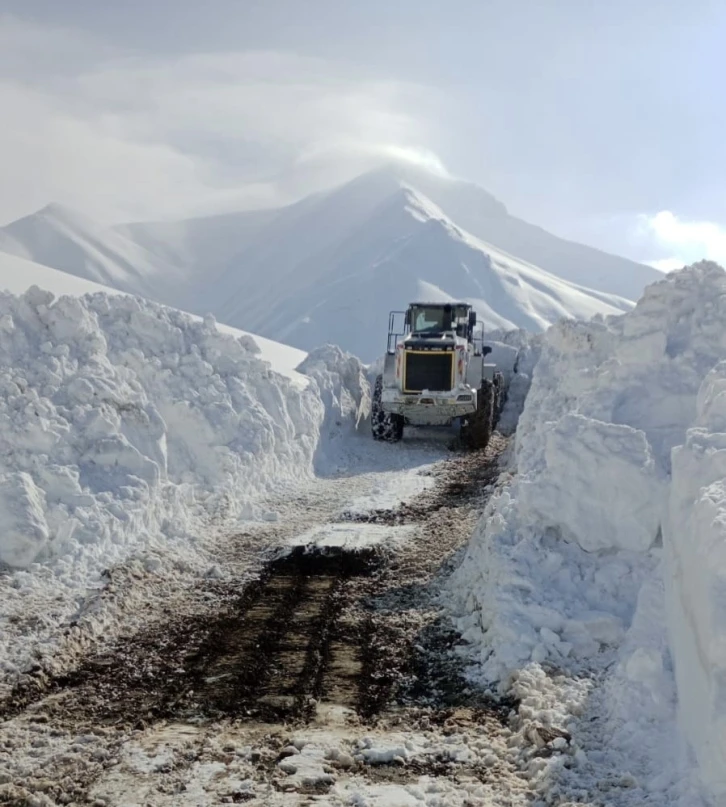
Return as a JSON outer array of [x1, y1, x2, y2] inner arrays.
[[0, 285, 367, 688], [451, 261, 726, 803]]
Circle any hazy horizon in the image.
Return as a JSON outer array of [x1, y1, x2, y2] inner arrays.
[[1, 1, 724, 270]]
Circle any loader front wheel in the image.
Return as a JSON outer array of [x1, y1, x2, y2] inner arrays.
[[492, 371, 505, 427], [371, 375, 404, 442], [460, 379, 494, 450]]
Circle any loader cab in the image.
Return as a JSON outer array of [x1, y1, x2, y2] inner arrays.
[[407, 303, 476, 340], [386, 302, 478, 353]]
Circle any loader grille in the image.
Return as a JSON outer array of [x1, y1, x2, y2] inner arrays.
[[403, 350, 454, 393]]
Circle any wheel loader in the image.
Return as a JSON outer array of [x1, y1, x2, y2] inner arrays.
[[371, 302, 504, 448]]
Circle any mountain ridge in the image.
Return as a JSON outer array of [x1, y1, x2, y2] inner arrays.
[[0, 165, 659, 359]]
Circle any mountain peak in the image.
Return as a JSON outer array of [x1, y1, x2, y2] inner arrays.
[[337, 163, 509, 221], [39, 201, 75, 217], [0, 166, 665, 361], [34, 202, 100, 232]]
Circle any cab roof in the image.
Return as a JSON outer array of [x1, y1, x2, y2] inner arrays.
[[408, 301, 471, 308]]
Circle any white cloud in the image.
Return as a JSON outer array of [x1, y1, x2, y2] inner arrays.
[[648, 257, 686, 273], [638, 210, 726, 270], [0, 18, 444, 224]]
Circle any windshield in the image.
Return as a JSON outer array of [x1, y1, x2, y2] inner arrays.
[[409, 305, 469, 334], [411, 306, 446, 333]]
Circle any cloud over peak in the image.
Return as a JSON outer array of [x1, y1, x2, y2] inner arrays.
[[0, 16, 444, 224]]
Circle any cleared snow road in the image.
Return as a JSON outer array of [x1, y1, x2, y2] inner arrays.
[[0, 435, 543, 807]]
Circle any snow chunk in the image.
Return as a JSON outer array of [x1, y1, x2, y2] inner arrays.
[[297, 344, 371, 469], [0, 472, 49, 567], [298, 344, 371, 430], [519, 414, 665, 553]]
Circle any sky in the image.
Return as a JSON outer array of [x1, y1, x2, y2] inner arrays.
[[1, 0, 725, 268]]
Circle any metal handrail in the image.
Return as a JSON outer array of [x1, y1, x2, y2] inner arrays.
[[386, 310, 407, 354]]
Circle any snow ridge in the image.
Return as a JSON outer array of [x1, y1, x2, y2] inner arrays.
[[451, 262, 726, 804]]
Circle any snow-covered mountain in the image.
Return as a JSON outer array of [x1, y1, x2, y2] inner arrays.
[[205, 183, 635, 359], [366, 166, 660, 301], [0, 203, 190, 308], [0, 166, 660, 360]]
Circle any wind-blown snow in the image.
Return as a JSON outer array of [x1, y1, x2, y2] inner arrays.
[[450, 262, 726, 803], [0, 203, 188, 307]]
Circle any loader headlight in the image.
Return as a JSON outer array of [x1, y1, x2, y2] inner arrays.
[[456, 394, 473, 402]]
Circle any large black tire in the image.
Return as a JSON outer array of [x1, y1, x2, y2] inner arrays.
[[371, 375, 404, 442], [492, 371, 505, 427], [460, 379, 494, 450]]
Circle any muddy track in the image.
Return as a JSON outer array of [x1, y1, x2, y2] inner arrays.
[[0, 440, 508, 739], [182, 546, 382, 723]]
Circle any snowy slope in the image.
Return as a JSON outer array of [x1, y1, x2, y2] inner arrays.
[[0, 251, 307, 383], [379, 165, 661, 301], [0, 203, 190, 309], [116, 207, 278, 281], [0, 250, 118, 298]]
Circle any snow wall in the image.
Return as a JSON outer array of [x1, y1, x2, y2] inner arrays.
[[667, 361, 726, 793], [0, 287, 368, 569], [451, 262, 726, 798]]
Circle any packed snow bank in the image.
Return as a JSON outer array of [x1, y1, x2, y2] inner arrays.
[[451, 262, 726, 801], [0, 473, 49, 567], [297, 344, 371, 460], [485, 329, 542, 435], [522, 413, 664, 553], [666, 361, 726, 797], [0, 288, 366, 570], [451, 485, 654, 680]]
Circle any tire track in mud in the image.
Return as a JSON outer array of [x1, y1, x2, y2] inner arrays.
[[0, 547, 382, 729], [0, 439, 508, 736], [181, 546, 382, 723]]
